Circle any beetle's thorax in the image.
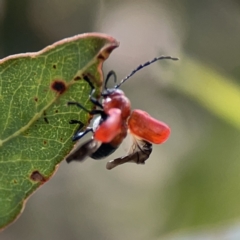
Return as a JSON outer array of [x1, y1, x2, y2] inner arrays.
[[102, 90, 131, 120]]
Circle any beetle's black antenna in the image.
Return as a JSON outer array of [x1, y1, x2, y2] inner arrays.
[[114, 56, 179, 89], [104, 70, 117, 90]]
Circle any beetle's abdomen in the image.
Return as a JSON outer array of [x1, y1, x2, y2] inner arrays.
[[91, 143, 118, 159]]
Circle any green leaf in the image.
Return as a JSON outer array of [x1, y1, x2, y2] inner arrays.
[[0, 33, 119, 230]]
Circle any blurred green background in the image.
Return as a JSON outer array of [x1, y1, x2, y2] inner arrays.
[[1, 0, 240, 239]]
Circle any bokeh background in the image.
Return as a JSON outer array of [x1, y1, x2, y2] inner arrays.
[[1, 0, 240, 239]]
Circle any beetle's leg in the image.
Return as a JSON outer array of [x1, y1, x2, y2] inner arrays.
[[72, 127, 94, 142], [90, 96, 103, 109], [69, 119, 83, 124], [67, 101, 90, 113], [83, 75, 103, 108], [67, 101, 107, 119], [69, 119, 84, 133], [69, 119, 93, 141]]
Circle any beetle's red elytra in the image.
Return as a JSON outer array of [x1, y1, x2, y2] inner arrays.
[[128, 109, 170, 144], [94, 108, 122, 143]]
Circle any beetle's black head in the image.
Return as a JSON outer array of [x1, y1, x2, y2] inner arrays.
[[101, 88, 124, 98]]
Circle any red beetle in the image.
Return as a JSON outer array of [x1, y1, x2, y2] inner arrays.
[[66, 56, 178, 169]]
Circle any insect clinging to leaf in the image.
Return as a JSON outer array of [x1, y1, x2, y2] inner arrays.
[[65, 56, 178, 169]]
